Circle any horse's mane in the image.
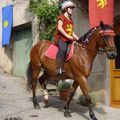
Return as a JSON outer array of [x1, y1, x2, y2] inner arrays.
[[77, 27, 98, 44], [77, 24, 113, 45]]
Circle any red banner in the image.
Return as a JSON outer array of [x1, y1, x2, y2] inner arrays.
[[89, 0, 114, 28]]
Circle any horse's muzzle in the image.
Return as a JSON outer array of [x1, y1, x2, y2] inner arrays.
[[107, 50, 117, 59]]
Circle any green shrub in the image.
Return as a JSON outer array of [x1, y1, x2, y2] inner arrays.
[[29, 0, 60, 40], [58, 80, 71, 91]]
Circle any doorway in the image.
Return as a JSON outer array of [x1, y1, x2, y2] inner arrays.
[[13, 26, 32, 78]]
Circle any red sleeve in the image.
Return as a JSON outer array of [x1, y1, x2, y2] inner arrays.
[[57, 15, 64, 22]]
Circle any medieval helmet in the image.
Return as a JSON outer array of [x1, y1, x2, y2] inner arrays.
[[61, 1, 75, 11]]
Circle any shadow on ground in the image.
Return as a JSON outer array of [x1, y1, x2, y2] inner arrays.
[[28, 92, 107, 120]]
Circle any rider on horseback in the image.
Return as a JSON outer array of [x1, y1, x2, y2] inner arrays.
[[55, 0, 79, 75]]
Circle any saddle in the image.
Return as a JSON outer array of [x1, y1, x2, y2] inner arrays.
[[45, 42, 74, 61]]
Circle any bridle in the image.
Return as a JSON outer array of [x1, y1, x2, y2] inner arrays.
[[77, 27, 117, 54], [99, 29, 117, 54]]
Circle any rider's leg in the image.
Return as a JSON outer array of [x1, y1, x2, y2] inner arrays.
[[56, 39, 68, 75]]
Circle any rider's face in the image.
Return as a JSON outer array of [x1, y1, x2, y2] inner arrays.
[[67, 7, 74, 15]]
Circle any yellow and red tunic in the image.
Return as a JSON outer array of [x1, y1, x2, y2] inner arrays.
[[55, 15, 73, 42]]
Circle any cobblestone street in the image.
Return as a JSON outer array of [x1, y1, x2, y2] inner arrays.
[[0, 75, 120, 120]]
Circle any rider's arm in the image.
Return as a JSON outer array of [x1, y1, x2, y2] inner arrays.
[[58, 19, 74, 41], [73, 32, 79, 41]]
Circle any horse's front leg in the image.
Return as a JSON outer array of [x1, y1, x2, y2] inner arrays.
[[85, 96, 98, 120], [79, 77, 98, 120], [32, 69, 40, 109], [64, 81, 78, 117]]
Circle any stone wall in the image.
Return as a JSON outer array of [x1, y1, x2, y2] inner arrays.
[[0, 0, 39, 74], [0, 0, 13, 73]]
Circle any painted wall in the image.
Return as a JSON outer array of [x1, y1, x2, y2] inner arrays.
[[0, 0, 13, 73], [13, 0, 31, 27], [0, 0, 39, 74]]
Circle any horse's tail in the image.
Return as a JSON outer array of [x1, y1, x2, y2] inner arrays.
[[26, 61, 33, 91]]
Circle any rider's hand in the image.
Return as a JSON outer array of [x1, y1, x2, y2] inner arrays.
[[67, 35, 74, 41]]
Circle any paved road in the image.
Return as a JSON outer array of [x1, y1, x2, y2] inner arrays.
[[0, 75, 120, 120]]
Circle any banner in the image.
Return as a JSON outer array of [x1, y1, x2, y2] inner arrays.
[[2, 4, 13, 46], [89, 0, 114, 28]]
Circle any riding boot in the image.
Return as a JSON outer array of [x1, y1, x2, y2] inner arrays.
[[56, 58, 66, 75]]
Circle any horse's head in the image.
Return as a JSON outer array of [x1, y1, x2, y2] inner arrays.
[[97, 21, 117, 59]]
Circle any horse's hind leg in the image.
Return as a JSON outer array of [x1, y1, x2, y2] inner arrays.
[[38, 73, 49, 107], [64, 81, 78, 117], [32, 66, 40, 109], [78, 77, 98, 120]]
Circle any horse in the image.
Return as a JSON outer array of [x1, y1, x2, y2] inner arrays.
[[26, 21, 117, 120]]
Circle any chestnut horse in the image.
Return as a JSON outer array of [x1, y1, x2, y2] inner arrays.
[[26, 22, 117, 120]]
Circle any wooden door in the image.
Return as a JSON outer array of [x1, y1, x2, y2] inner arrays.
[[110, 35, 120, 108], [13, 26, 32, 78]]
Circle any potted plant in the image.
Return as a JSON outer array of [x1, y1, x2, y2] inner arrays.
[[78, 93, 96, 106], [58, 80, 71, 100]]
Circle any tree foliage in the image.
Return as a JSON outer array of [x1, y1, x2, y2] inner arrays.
[[29, 0, 60, 40]]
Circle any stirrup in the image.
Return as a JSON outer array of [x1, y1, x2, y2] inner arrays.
[[56, 68, 65, 75], [60, 68, 65, 74]]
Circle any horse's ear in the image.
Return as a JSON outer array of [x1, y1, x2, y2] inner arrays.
[[100, 21, 104, 28]]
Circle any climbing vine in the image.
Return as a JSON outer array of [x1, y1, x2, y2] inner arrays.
[[29, 0, 60, 40]]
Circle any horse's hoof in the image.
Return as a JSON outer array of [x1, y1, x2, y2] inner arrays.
[[90, 114, 98, 120], [93, 117, 98, 120], [92, 117, 98, 120], [34, 104, 40, 109], [43, 99, 48, 107], [64, 112, 72, 117], [43, 105, 49, 108]]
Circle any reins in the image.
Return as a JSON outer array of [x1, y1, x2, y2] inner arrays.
[[75, 42, 106, 54], [76, 25, 116, 54]]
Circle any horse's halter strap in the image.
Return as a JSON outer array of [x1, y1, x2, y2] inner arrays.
[[99, 30, 115, 36], [99, 29, 116, 53], [77, 27, 116, 53]]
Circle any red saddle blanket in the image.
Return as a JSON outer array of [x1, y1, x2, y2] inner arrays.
[[45, 43, 74, 61]]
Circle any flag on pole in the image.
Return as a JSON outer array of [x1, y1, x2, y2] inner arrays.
[[2, 4, 13, 46], [89, 0, 114, 28]]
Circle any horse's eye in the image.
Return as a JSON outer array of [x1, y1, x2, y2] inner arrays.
[[104, 36, 109, 39]]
